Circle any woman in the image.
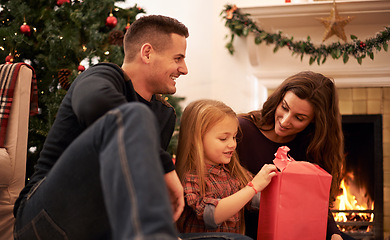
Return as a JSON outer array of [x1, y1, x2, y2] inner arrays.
[[236, 71, 354, 240]]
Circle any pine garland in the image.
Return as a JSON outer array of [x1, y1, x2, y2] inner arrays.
[[221, 4, 390, 65]]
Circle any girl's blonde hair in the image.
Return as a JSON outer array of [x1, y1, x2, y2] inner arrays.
[[176, 99, 251, 196]]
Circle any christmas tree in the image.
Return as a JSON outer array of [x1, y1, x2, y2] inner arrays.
[[0, 0, 184, 180]]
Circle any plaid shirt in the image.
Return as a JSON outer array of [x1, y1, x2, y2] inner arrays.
[[177, 164, 252, 234]]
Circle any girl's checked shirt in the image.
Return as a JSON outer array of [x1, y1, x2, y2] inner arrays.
[[177, 164, 259, 234]]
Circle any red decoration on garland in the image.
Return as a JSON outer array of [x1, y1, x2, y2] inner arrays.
[[77, 65, 85, 72], [106, 13, 117, 28], [5, 55, 14, 64], [226, 5, 237, 20], [56, 0, 70, 6], [20, 22, 31, 36]]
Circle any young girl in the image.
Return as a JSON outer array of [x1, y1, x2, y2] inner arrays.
[[175, 99, 277, 234]]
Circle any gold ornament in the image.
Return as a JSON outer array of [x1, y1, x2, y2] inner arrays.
[[316, 0, 355, 42]]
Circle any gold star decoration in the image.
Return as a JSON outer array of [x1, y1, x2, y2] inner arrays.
[[316, 0, 355, 42]]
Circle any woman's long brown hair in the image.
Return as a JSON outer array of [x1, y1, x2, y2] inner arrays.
[[242, 71, 344, 206]]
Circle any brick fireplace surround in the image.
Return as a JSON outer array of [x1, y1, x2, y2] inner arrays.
[[337, 87, 390, 238]]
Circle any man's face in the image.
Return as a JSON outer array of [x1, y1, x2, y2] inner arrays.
[[148, 33, 188, 95]]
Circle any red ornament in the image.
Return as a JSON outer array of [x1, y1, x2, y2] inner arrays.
[[77, 65, 85, 72], [57, 0, 70, 6], [20, 23, 31, 36], [125, 23, 131, 31], [106, 14, 117, 28], [5, 55, 14, 64]]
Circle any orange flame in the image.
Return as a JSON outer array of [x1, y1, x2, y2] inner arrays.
[[332, 172, 374, 232]]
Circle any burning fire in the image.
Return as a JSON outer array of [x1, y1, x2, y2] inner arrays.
[[332, 172, 374, 232]]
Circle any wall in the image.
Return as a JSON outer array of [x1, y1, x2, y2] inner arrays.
[[117, 0, 286, 113]]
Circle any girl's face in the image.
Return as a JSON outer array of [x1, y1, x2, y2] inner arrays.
[[274, 91, 314, 142], [203, 116, 238, 165]]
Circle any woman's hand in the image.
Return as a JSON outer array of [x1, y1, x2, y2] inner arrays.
[[331, 234, 343, 240]]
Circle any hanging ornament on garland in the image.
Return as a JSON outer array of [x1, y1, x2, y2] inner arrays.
[[20, 18, 31, 36], [316, 0, 355, 42], [56, 0, 70, 6], [106, 12, 118, 28]]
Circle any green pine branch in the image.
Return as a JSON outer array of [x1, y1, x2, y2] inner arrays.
[[221, 4, 390, 65]]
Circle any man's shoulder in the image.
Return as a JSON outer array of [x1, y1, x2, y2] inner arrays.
[[153, 94, 175, 110], [76, 63, 123, 82]]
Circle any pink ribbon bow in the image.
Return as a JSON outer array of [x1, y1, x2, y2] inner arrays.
[[273, 146, 295, 171]]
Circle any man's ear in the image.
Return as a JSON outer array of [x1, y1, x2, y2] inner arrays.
[[140, 43, 152, 63]]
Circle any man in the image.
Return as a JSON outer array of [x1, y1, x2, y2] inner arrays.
[[14, 15, 251, 240], [13, 15, 187, 240]]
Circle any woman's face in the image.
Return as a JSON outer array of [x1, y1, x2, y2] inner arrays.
[[274, 91, 314, 141]]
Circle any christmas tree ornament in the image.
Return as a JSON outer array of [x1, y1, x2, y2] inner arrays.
[[77, 65, 85, 72], [58, 68, 72, 90], [316, 0, 355, 42], [5, 54, 14, 64], [125, 22, 130, 31], [20, 22, 31, 36], [56, 0, 70, 6], [106, 13, 117, 28], [109, 30, 124, 46]]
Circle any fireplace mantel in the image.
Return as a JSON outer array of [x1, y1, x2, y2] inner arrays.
[[240, 0, 390, 28], [238, 0, 390, 89]]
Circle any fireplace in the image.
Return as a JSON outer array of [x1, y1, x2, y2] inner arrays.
[[236, 2, 390, 236], [331, 114, 383, 240]]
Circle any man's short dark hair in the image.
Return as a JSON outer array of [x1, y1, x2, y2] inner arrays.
[[123, 15, 189, 61]]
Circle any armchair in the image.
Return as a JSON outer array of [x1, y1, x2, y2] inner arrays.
[[0, 63, 38, 239]]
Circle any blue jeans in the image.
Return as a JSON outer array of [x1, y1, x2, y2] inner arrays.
[[14, 103, 252, 240]]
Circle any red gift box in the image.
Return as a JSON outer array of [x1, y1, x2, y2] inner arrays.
[[257, 146, 332, 240]]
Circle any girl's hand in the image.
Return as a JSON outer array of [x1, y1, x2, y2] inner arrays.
[[251, 164, 277, 193]]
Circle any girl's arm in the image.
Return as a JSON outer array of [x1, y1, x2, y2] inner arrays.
[[214, 164, 277, 224]]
